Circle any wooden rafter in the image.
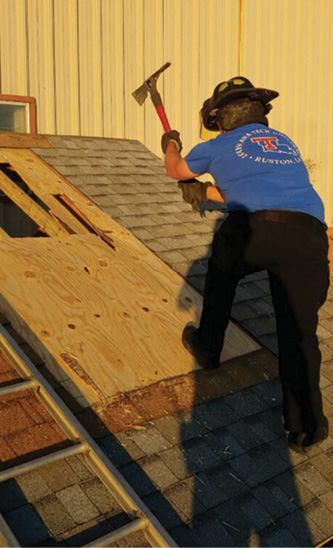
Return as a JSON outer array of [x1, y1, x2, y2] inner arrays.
[[0, 169, 70, 237]]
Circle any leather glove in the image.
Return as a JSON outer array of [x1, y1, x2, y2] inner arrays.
[[178, 179, 212, 211], [161, 130, 182, 154]]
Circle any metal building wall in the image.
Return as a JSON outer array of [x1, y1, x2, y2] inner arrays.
[[240, 0, 333, 225], [0, 0, 332, 224]]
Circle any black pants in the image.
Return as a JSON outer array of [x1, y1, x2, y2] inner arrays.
[[197, 210, 330, 433]]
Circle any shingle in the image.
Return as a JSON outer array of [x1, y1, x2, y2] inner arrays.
[[310, 451, 333, 483], [181, 438, 221, 473], [252, 482, 297, 519], [143, 491, 184, 530], [98, 435, 134, 466], [202, 428, 244, 460], [322, 383, 333, 404], [139, 454, 178, 490], [281, 505, 327, 546], [0, 400, 35, 436], [0, 479, 28, 513], [66, 455, 93, 481], [320, 489, 333, 511], [16, 471, 52, 503], [56, 485, 100, 524], [238, 492, 273, 530], [187, 275, 206, 292], [192, 398, 239, 430], [226, 420, 265, 451], [118, 462, 156, 497], [213, 498, 251, 542], [231, 302, 258, 321], [152, 415, 181, 445], [229, 444, 289, 487], [257, 333, 279, 354], [235, 282, 267, 301], [260, 524, 300, 547], [193, 471, 228, 508], [241, 315, 277, 337], [39, 459, 80, 491], [207, 463, 249, 498], [242, 414, 278, 443], [81, 477, 121, 515], [4, 504, 50, 546], [124, 423, 171, 455], [164, 479, 206, 521], [159, 445, 190, 480], [257, 406, 285, 437], [117, 215, 156, 228], [224, 387, 270, 417], [170, 513, 234, 548], [274, 470, 315, 507], [252, 378, 283, 406], [293, 462, 333, 496], [34, 494, 76, 536], [174, 409, 208, 441]]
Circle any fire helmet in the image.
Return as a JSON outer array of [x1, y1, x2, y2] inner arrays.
[[201, 76, 279, 132]]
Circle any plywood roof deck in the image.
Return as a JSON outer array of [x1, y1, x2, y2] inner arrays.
[[0, 139, 259, 427]]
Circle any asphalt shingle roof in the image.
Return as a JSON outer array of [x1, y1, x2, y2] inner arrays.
[[0, 135, 331, 546]]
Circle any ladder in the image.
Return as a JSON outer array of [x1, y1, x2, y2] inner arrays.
[[0, 323, 176, 547]]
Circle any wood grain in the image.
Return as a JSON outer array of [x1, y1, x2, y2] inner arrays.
[[0, 133, 52, 148], [0, 170, 69, 237], [0, 147, 260, 409], [0, 234, 259, 405]]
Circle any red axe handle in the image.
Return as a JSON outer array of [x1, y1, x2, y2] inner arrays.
[[156, 105, 172, 133]]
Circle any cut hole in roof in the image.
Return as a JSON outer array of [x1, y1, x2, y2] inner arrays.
[[0, 163, 42, 237]]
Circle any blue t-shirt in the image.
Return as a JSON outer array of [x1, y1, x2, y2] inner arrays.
[[185, 123, 325, 225]]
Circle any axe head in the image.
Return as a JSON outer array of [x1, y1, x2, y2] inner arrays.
[[132, 62, 171, 106]]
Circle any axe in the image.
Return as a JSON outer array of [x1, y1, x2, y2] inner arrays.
[[132, 62, 172, 132]]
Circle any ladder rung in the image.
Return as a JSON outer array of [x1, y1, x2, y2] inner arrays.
[[84, 517, 148, 547], [0, 379, 37, 397], [0, 443, 86, 483]]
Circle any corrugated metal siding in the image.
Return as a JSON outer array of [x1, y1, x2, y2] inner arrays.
[[240, 0, 333, 224], [0, 0, 332, 223]]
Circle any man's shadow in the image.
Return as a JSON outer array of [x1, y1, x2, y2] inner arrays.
[[171, 207, 314, 547]]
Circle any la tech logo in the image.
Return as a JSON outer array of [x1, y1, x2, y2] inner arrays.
[[250, 136, 297, 155], [235, 128, 302, 165]]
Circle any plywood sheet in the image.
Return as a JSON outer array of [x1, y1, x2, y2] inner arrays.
[[0, 148, 121, 233], [0, 234, 259, 405], [0, 133, 52, 148]]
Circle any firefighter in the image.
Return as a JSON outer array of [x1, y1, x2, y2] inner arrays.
[[162, 77, 330, 452]]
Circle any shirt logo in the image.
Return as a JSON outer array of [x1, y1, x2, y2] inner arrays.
[[234, 128, 302, 165], [250, 136, 297, 155]]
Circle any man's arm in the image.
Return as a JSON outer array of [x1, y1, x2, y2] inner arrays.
[[164, 142, 199, 180], [165, 141, 226, 204]]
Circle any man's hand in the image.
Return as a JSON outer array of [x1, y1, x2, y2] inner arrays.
[[178, 179, 212, 211], [161, 130, 182, 154]]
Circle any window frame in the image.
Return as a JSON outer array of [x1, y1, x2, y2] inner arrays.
[[0, 94, 37, 134]]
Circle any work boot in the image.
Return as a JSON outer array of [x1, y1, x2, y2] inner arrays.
[[287, 423, 329, 453], [182, 324, 220, 369]]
